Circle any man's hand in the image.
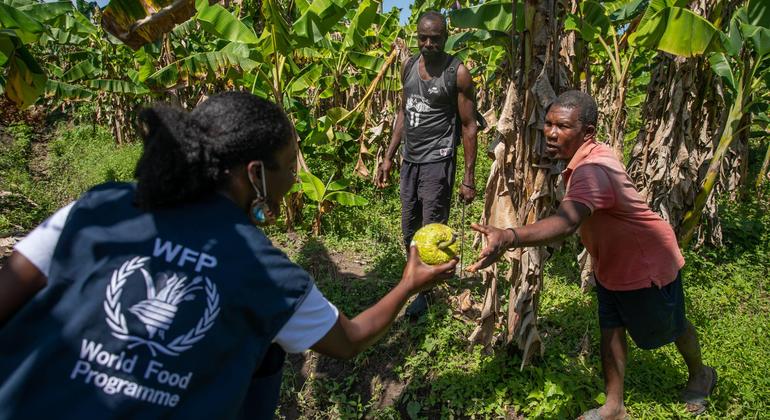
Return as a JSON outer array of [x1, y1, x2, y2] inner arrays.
[[401, 245, 457, 293], [375, 158, 393, 188], [466, 224, 514, 273], [458, 182, 476, 204]]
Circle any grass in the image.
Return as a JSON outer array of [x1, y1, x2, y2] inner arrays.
[[1, 123, 768, 418], [0, 122, 141, 235], [0, 123, 57, 234]]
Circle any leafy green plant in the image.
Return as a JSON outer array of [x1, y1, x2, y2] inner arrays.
[[296, 169, 367, 235]]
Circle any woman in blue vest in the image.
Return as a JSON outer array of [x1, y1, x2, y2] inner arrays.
[[0, 92, 456, 419]]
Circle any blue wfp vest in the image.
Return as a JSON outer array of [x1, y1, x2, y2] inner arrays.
[[0, 183, 312, 419]]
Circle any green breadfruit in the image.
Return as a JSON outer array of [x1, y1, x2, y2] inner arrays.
[[411, 223, 459, 265]]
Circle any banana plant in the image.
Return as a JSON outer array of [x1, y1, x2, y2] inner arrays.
[[677, 1, 770, 247], [296, 170, 368, 235], [630, 0, 770, 247], [0, 0, 67, 107]]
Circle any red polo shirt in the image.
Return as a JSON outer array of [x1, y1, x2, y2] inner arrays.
[[561, 140, 684, 291]]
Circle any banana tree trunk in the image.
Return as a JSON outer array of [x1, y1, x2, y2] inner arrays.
[[626, 53, 724, 246], [626, 0, 744, 247], [471, 0, 571, 368], [596, 78, 628, 160], [680, 85, 745, 247]]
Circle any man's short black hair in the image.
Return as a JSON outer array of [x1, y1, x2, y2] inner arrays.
[[417, 10, 447, 36], [547, 90, 598, 127]]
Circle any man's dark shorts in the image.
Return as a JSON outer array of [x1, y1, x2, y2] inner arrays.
[[399, 157, 456, 250], [595, 272, 686, 350]]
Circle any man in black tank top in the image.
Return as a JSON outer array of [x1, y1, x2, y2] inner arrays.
[[375, 11, 478, 316]]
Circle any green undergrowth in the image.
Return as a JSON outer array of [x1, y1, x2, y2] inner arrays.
[[0, 123, 141, 234], [0, 123, 56, 234], [46, 124, 142, 203]]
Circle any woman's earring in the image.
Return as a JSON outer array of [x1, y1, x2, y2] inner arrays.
[[248, 164, 274, 226], [250, 193, 268, 224]]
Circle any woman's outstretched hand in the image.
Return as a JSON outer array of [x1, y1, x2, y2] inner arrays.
[[401, 245, 457, 293], [466, 223, 513, 273]]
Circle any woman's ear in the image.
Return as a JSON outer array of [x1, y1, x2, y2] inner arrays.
[[246, 161, 262, 186], [245, 160, 267, 199]]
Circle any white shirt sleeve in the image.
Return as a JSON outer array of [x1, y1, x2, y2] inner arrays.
[[273, 284, 339, 353], [13, 201, 76, 277]]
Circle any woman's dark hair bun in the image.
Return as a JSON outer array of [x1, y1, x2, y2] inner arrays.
[[134, 92, 292, 210]]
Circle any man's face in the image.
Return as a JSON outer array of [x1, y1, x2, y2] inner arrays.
[[417, 18, 446, 60], [544, 106, 594, 161]]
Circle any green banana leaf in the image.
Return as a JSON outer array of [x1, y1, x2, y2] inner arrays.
[[0, 29, 46, 107], [326, 191, 368, 206], [630, 6, 722, 57], [748, 0, 770, 29], [195, 0, 259, 45], [299, 170, 326, 203], [721, 11, 744, 58], [326, 179, 348, 191], [288, 63, 323, 94], [709, 52, 736, 92], [0, 3, 44, 44], [47, 63, 64, 78], [17, 2, 77, 24], [88, 78, 149, 95], [292, 0, 352, 47], [61, 59, 102, 82], [0, 0, 39, 7], [348, 51, 384, 73], [135, 46, 155, 82], [448, 1, 522, 33], [564, 1, 611, 43], [445, 30, 493, 52], [342, 0, 379, 51], [145, 49, 257, 90], [606, 0, 649, 22], [741, 24, 770, 57], [46, 79, 94, 100], [259, 0, 293, 56]]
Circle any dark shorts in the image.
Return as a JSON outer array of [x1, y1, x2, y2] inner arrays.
[[399, 157, 456, 251], [596, 273, 686, 350]]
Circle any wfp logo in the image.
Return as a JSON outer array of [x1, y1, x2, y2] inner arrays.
[[104, 257, 220, 357]]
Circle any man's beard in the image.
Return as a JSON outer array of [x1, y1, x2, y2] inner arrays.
[[421, 48, 442, 60]]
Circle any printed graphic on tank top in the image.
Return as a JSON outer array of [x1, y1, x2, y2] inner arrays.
[[402, 55, 459, 164]]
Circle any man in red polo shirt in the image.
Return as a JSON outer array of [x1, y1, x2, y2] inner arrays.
[[468, 91, 716, 419]]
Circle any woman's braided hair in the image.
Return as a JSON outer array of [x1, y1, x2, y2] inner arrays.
[[134, 91, 292, 210]]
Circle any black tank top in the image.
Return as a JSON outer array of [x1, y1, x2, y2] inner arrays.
[[402, 54, 459, 163]]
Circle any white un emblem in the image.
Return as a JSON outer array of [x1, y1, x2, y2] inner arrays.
[[104, 257, 220, 357]]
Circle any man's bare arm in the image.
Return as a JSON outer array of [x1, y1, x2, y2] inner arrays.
[[456, 64, 478, 202], [467, 201, 592, 272]]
